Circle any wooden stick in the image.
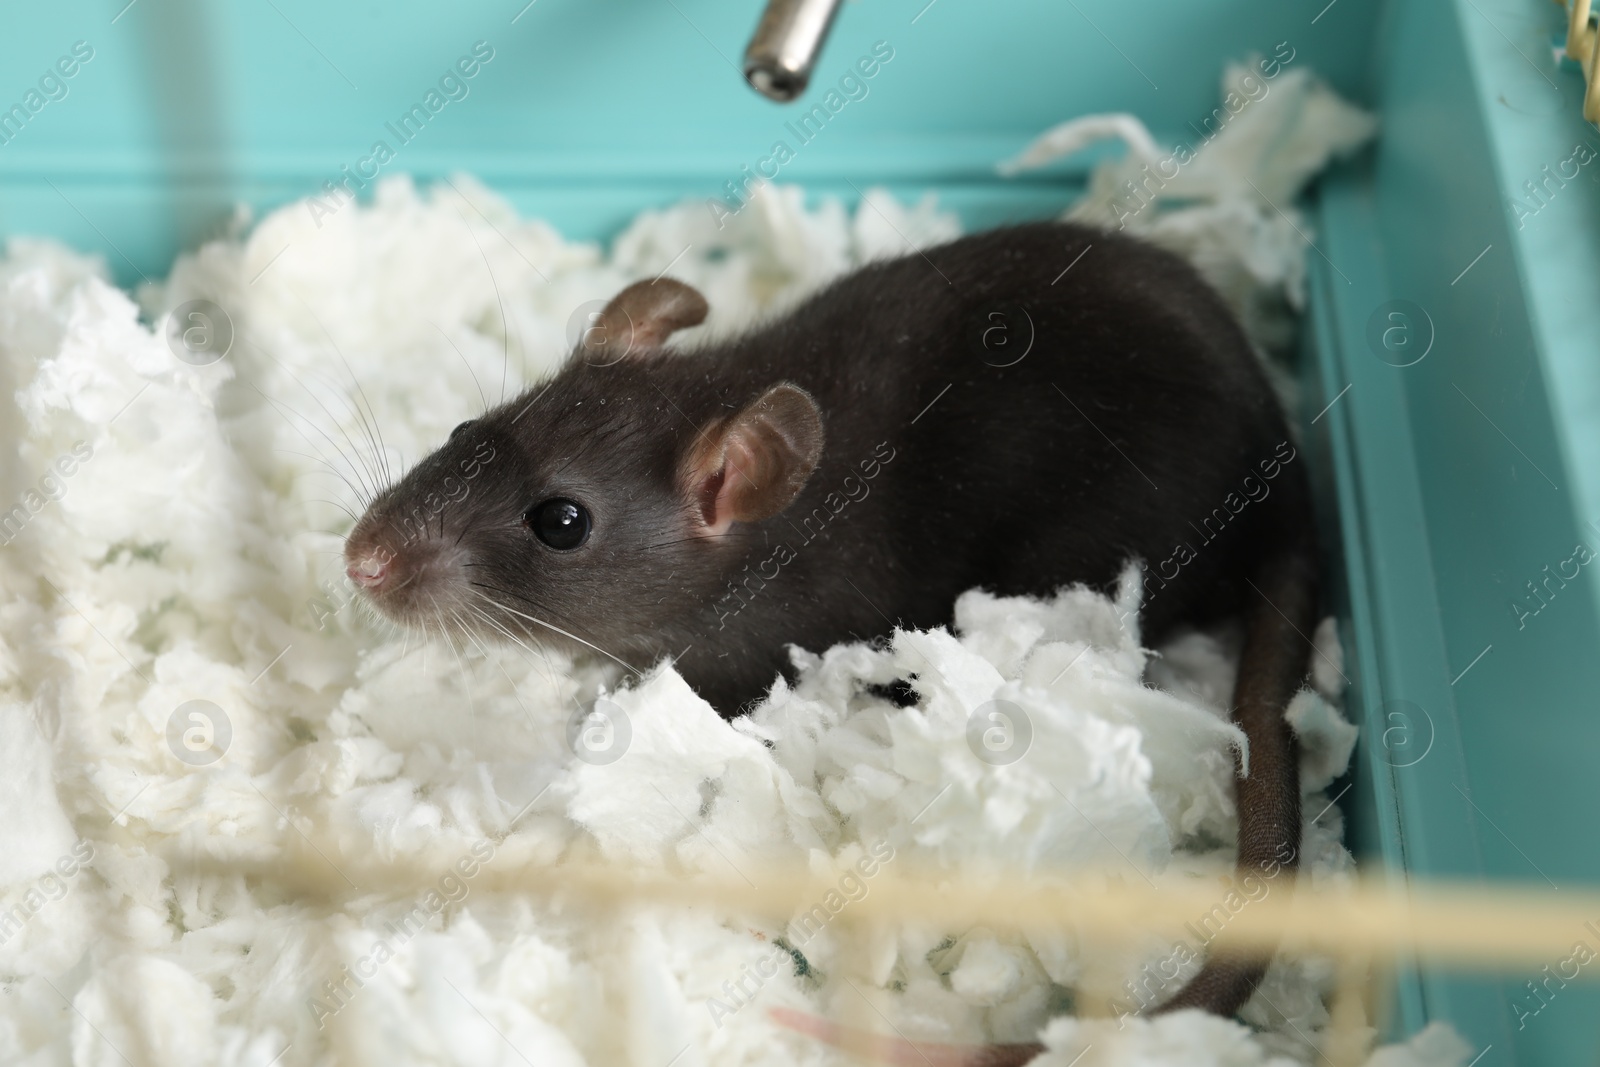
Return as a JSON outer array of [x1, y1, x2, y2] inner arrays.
[[168, 840, 1600, 974]]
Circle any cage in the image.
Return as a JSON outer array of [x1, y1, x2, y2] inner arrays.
[[1, 0, 1598, 1064]]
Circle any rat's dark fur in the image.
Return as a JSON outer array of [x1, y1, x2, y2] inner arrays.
[[346, 221, 1318, 1041]]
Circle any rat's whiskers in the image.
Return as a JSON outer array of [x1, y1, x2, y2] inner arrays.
[[277, 285, 394, 489], [252, 384, 377, 508], [470, 583, 640, 676], [247, 339, 385, 503]]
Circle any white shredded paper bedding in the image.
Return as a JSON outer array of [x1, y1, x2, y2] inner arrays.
[[0, 63, 1469, 1067]]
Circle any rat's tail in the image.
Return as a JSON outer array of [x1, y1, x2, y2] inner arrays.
[[1152, 542, 1316, 1015], [773, 547, 1319, 1065]]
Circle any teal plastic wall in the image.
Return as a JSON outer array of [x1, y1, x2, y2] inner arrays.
[[1310, 0, 1600, 1061], [0, 0, 1378, 281]]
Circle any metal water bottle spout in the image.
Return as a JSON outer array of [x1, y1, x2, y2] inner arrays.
[[742, 0, 845, 102]]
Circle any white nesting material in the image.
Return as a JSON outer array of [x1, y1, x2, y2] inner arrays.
[[0, 60, 1464, 1067]]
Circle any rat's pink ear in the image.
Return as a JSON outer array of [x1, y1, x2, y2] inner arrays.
[[580, 278, 708, 362], [681, 384, 824, 537]]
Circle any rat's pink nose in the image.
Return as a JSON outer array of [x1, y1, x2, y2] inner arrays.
[[347, 553, 390, 589]]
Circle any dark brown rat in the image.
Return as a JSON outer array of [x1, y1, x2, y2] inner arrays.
[[343, 220, 1317, 1052]]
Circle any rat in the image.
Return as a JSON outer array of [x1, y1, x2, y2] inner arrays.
[[343, 220, 1318, 1058]]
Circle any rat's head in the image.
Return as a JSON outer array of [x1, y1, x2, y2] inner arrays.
[[342, 278, 825, 657]]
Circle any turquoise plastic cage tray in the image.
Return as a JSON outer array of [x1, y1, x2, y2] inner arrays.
[[4, 0, 1599, 1062]]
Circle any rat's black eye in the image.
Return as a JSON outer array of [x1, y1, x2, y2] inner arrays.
[[526, 498, 591, 550], [449, 420, 476, 440]]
